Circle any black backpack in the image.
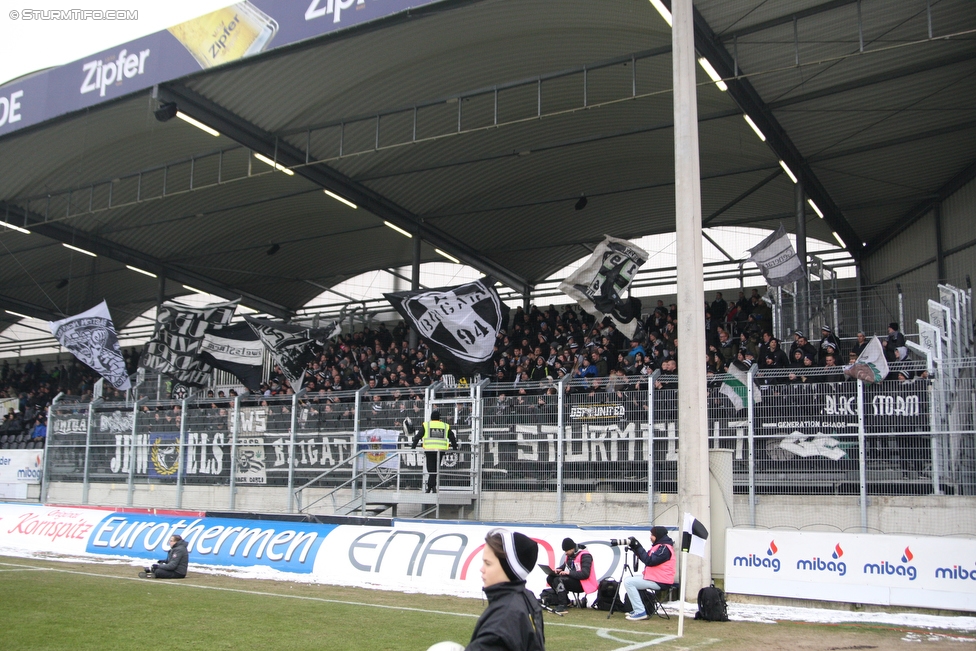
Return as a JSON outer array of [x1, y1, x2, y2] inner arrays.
[[694, 584, 729, 622], [594, 578, 620, 611]]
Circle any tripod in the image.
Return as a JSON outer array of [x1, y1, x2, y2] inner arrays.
[[607, 546, 637, 619]]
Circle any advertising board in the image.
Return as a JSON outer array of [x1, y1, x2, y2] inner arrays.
[[726, 529, 976, 612]]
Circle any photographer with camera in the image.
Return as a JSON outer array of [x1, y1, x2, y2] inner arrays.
[[545, 538, 598, 613], [622, 526, 675, 621]]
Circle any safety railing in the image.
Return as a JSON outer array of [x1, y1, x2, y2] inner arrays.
[[42, 358, 976, 530]]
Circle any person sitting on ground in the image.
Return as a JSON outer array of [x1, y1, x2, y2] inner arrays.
[[545, 538, 598, 614], [142, 534, 188, 579]]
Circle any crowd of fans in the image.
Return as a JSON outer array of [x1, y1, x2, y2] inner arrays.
[[251, 288, 911, 400], [1, 290, 912, 437]]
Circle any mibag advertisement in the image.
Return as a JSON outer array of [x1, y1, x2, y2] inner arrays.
[[726, 529, 976, 611]]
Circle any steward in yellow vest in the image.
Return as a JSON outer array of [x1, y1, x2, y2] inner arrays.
[[409, 410, 458, 493]]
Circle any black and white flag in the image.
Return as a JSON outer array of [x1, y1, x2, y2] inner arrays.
[[141, 299, 239, 387], [746, 224, 806, 287], [385, 278, 509, 377], [558, 235, 648, 338], [681, 512, 709, 557], [244, 316, 341, 386], [49, 300, 131, 390], [198, 322, 264, 392]]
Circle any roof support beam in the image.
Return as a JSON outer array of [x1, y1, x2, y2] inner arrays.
[[0, 293, 65, 322], [809, 119, 976, 163], [703, 169, 780, 226], [770, 51, 976, 109], [679, 1, 863, 257], [0, 202, 293, 319], [717, 0, 857, 41], [156, 84, 531, 296], [864, 157, 976, 255]]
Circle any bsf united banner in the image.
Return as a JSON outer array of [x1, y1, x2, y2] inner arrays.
[[558, 235, 647, 338], [141, 299, 239, 387], [747, 224, 806, 287], [48, 301, 131, 390], [385, 279, 508, 377], [244, 316, 341, 386]]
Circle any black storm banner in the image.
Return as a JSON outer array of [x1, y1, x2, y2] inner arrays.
[[385, 279, 509, 377]]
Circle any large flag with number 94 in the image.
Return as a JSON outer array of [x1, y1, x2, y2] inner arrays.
[[385, 279, 509, 377]]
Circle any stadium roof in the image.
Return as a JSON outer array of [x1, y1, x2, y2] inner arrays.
[[1, 0, 974, 331]]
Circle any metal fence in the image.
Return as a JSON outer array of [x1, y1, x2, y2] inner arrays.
[[43, 358, 976, 531]]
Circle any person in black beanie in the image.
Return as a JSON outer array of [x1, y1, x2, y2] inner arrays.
[[466, 528, 546, 651], [622, 526, 676, 621], [545, 538, 597, 614]]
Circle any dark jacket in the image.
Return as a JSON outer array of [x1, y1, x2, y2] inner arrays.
[[633, 534, 674, 568], [557, 546, 593, 582], [157, 539, 189, 577], [467, 581, 545, 651]]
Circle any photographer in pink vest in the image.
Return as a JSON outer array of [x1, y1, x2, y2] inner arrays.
[[622, 526, 676, 621]]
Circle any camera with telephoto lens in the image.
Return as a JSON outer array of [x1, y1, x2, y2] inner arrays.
[[609, 536, 637, 548]]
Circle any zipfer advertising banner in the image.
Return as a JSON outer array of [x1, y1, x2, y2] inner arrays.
[[0, 503, 647, 597], [726, 529, 976, 612], [0, 0, 448, 136]]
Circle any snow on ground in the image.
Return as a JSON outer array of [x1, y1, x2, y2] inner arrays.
[[658, 600, 976, 634]]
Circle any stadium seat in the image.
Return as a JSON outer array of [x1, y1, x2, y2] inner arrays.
[[0, 434, 7, 444]]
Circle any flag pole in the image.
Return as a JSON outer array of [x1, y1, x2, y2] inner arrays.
[[677, 548, 689, 637]]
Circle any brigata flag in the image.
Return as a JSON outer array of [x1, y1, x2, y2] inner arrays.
[[141, 298, 239, 386], [48, 300, 131, 390], [746, 224, 806, 287], [843, 335, 889, 384], [681, 512, 709, 557], [198, 322, 264, 392], [719, 360, 762, 411], [244, 316, 341, 386], [559, 235, 647, 338], [384, 278, 508, 377]]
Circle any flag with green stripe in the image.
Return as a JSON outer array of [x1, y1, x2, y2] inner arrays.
[[720, 361, 761, 411]]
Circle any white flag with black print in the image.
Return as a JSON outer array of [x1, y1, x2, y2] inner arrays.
[[681, 512, 709, 557], [558, 235, 648, 338], [746, 224, 806, 287], [49, 300, 131, 390], [385, 278, 509, 377], [141, 298, 239, 387], [244, 316, 341, 386]]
